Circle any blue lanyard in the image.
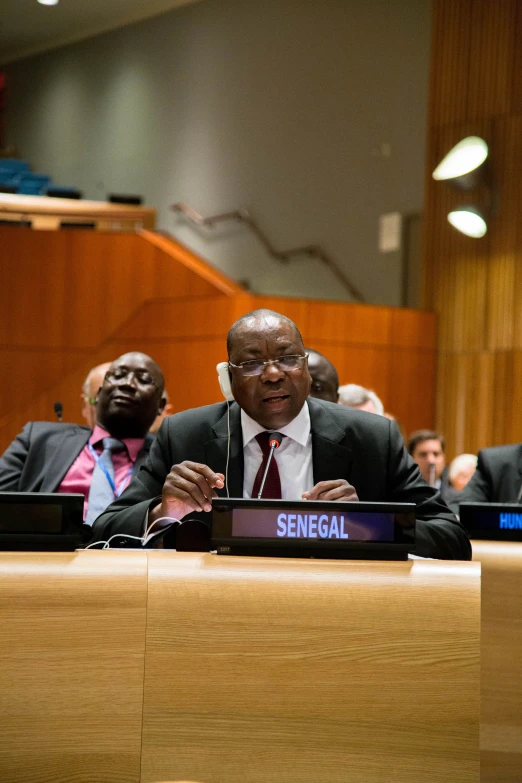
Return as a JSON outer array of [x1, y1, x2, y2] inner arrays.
[[88, 442, 134, 497]]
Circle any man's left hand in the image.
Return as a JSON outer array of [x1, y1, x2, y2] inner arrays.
[[302, 480, 359, 502]]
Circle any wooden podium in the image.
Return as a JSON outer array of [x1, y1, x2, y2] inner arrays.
[[0, 552, 480, 783]]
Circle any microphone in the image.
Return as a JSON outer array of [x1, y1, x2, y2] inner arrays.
[[428, 462, 436, 487], [257, 432, 283, 499], [54, 402, 63, 423], [516, 483, 522, 504]]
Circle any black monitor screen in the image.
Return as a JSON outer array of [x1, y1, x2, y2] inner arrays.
[[0, 492, 85, 550], [0, 503, 62, 533], [460, 503, 522, 541]]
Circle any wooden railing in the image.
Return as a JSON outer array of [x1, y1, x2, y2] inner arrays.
[[172, 201, 365, 302]]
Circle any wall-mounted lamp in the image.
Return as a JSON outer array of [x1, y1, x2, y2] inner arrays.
[[447, 206, 487, 238], [432, 136, 488, 189], [433, 136, 492, 238]]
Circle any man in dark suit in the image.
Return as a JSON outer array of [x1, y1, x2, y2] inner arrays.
[[457, 443, 522, 505], [93, 311, 470, 560], [0, 352, 165, 524], [407, 429, 455, 506]]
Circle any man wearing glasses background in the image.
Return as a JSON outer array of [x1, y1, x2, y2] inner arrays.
[[0, 352, 165, 525], [93, 310, 470, 559]]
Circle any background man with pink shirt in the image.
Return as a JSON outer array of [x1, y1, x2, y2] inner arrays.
[[0, 352, 165, 525]]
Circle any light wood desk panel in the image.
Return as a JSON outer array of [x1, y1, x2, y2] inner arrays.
[[472, 542, 522, 783], [142, 554, 480, 783], [0, 551, 148, 783]]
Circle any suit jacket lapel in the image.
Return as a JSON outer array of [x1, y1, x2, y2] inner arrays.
[[308, 398, 353, 484], [45, 428, 91, 491], [204, 403, 244, 498]]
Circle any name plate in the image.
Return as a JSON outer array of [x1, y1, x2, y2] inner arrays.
[[232, 508, 394, 541], [212, 499, 416, 560], [459, 503, 522, 541]]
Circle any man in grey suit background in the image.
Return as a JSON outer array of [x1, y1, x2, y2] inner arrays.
[[0, 352, 165, 524], [93, 310, 470, 559]]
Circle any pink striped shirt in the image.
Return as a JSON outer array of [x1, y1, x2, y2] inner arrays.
[[58, 425, 145, 520]]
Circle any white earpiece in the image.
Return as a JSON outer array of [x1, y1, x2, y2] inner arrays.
[[216, 362, 234, 401]]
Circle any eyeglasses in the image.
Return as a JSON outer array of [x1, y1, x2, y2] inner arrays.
[[229, 354, 308, 377], [104, 368, 157, 387]]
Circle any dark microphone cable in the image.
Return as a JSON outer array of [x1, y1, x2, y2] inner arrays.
[[54, 402, 63, 422], [257, 432, 283, 499]]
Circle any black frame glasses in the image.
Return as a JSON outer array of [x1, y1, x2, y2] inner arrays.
[[228, 354, 308, 377]]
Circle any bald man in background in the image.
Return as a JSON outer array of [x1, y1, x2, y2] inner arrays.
[[338, 384, 384, 415], [81, 362, 112, 428]]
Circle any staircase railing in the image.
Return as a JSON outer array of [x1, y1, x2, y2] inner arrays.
[[171, 202, 365, 302]]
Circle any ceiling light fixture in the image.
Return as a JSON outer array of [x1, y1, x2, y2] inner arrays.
[[433, 136, 489, 189], [37, 0, 59, 5], [447, 206, 488, 238]]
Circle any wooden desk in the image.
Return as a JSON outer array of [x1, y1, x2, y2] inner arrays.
[[0, 551, 147, 782], [472, 542, 522, 783], [0, 552, 480, 783]]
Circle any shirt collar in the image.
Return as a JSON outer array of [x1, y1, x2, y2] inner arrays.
[[90, 424, 145, 463], [241, 402, 311, 448]]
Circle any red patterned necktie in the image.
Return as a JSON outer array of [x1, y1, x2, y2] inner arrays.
[[251, 431, 283, 499]]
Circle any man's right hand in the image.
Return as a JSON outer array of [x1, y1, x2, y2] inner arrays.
[[152, 461, 225, 522]]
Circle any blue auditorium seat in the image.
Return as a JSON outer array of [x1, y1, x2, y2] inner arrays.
[[17, 173, 52, 196], [0, 159, 30, 190]]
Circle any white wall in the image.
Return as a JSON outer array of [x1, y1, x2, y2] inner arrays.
[[5, 0, 431, 305]]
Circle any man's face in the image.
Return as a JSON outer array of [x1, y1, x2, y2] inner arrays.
[[411, 438, 446, 483], [96, 352, 165, 438], [307, 353, 338, 403], [229, 316, 311, 429]]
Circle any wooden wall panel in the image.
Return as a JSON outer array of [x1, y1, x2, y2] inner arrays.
[[0, 229, 436, 453], [0, 228, 238, 449], [425, 0, 522, 458], [249, 295, 436, 435]]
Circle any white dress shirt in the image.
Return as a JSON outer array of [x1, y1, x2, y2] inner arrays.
[[241, 403, 314, 499]]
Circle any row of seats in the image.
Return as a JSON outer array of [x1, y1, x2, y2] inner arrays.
[[0, 158, 81, 198]]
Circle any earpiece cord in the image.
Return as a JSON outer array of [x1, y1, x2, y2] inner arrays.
[[225, 399, 230, 498], [84, 515, 181, 550]]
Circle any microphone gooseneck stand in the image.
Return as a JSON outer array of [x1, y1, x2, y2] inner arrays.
[[257, 432, 283, 499]]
